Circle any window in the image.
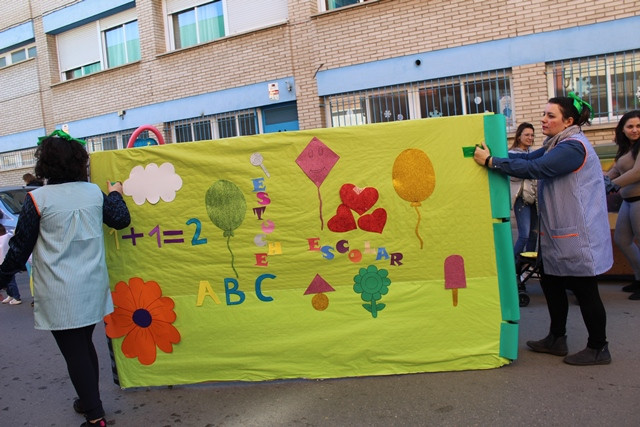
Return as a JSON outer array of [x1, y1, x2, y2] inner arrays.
[[325, 69, 513, 128], [64, 62, 101, 80], [368, 91, 409, 123], [0, 43, 36, 68], [548, 49, 640, 122], [172, 1, 224, 49], [84, 129, 152, 152], [0, 153, 22, 169], [56, 8, 139, 80], [324, 0, 368, 11], [419, 81, 462, 118], [175, 123, 194, 142], [166, 0, 287, 50], [121, 130, 149, 147], [167, 109, 259, 143], [193, 120, 212, 140], [105, 21, 141, 68]]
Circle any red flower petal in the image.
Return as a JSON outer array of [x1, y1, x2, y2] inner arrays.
[[149, 321, 181, 353], [104, 308, 136, 338], [146, 297, 177, 323], [122, 326, 157, 365], [139, 282, 163, 309], [111, 281, 138, 312]]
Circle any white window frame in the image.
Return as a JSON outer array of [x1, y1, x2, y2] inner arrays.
[[164, 0, 288, 51], [57, 8, 139, 81], [168, 109, 262, 143], [103, 20, 140, 68], [0, 43, 36, 68], [318, 0, 369, 12], [325, 70, 514, 129], [546, 50, 640, 124]]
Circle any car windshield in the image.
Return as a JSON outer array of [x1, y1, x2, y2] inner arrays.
[[0, 189, 29, 214]]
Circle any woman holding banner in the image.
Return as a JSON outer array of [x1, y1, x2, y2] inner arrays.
[[474, 93, 612, 366]]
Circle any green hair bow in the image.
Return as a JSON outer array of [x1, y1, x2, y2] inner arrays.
[[37, 129, 86, 146], [568, 92, 594, 120]]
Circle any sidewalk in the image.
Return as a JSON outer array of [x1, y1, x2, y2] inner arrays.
[[1, 272, 639, 426]]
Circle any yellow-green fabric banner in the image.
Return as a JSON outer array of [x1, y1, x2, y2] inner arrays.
[[89, 114, 518, 388]]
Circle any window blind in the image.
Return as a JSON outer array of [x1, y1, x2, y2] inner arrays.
[[57, 23, 100, 72]]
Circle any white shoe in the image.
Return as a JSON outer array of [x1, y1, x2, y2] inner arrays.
[[2, 296, 14, 304], [9, 299, 22, 305]]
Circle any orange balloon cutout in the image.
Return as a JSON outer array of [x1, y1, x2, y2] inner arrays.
[[392, 148, 436, 248]]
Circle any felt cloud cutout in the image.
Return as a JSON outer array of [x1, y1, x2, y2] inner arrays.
[[123, 163, 183, 205]]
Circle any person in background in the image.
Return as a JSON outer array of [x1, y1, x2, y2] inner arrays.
[[23, 172, 44, 186], [0, 130, 130, 427], [474, 93, 613, 366], [509, 122, 538, 262], [604, 110, 640, 299], [0, 224, 21, 305]]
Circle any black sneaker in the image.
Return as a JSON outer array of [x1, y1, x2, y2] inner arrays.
[[80, 418, 106, 427], [563, 344, 611, 365], [622, 281, 640, 292], [526, 334, 568, 356]]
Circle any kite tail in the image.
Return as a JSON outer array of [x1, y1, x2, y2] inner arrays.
[[317, 187, 324, 230], [227, 235, 238, 278], [414, 205, 424, 249]]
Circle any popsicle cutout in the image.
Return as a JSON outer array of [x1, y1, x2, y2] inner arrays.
[[444, 254, 467, 307], [250, 152, 270, 178]]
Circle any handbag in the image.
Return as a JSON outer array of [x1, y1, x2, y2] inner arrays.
[[520, 179, 536, 205]]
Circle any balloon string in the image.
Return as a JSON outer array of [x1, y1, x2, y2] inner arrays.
[[414, 206, 424, 249], [317, 187, 324, 230], [227, 235, 238, 278]]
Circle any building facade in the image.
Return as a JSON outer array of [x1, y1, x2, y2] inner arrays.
[[1, 0, 639, 185]]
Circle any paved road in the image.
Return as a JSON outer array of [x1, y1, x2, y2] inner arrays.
[[1, 272, 639, 426]]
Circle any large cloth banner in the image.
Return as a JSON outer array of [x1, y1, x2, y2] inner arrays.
[[90, 114, 518, 388]]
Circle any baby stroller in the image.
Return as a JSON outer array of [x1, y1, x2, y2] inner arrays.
[[516, 251, 542, 307]]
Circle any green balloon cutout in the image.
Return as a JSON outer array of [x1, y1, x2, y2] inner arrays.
[[205, 180, 247, 277]]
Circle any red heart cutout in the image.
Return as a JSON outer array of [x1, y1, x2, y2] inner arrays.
[[340, 184, 379, 215], [357, 208, 387, 234], [327, 204, 357, 232]]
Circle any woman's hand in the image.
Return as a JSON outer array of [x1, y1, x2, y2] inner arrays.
[[474, 142, 491, 167], [107, 180, 123, 195]]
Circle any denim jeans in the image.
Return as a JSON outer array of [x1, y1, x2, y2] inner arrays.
[[513, 197, 538, 257], [5, 275, 20, 300]]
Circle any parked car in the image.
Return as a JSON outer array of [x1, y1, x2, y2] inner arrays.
[[0, 186, 38, 233]]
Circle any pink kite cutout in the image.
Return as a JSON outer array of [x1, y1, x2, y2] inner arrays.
[[296, 137, 339, 230]]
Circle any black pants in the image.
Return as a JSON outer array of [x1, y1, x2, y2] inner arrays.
[[51, 324, 105, 420], [539, 274, 607, 349]]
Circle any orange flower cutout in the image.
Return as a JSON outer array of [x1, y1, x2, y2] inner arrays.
[[105, 277, 181, 365]]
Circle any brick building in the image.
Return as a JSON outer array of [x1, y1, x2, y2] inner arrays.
[[1, 0, 639, 185]]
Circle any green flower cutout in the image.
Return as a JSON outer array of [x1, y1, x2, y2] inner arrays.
[[353, 265, 392, 318]]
